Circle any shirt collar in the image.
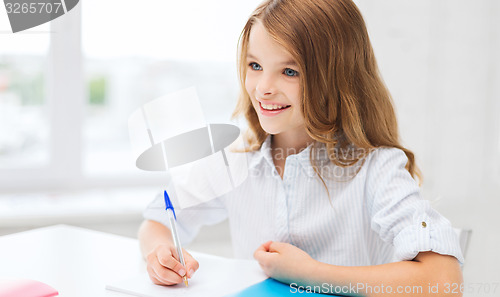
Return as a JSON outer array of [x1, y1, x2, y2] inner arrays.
[[248, 135, 330, 177], [246, 135, 273, 171]]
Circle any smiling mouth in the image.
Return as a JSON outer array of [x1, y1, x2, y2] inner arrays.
[[259, 102, 291, 111]]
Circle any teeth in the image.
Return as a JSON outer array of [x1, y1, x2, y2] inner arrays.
[[261, 103, 289, 110]]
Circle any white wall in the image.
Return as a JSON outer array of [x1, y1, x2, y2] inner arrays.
[[356, 0, 500, 290]]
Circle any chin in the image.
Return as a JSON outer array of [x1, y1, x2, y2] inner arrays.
[[259, 123, 283, 135]]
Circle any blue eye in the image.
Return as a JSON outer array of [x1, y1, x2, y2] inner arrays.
[[284, 68, 298, 77], [249, 62, 262, 71]]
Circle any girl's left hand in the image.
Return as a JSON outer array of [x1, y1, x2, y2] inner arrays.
[[253, 241, 319, 284]]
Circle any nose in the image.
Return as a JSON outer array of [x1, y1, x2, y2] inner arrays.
[[255, 73, 277, 97]]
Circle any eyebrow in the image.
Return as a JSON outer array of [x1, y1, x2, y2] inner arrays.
[[246, 53, 298, 66]]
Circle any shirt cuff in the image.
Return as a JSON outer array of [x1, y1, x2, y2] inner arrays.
[[393, 212, 465, 265]]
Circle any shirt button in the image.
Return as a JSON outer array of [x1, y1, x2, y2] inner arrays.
[[421, 221, 427, 228]]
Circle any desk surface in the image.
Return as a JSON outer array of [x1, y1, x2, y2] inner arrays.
[[0, 225, 158, 297]]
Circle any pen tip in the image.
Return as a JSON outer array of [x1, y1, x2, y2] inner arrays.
[[184, 277, 189, 287]]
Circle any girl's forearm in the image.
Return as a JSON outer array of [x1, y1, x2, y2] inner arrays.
[[137, 220, 174, 259], [300, 252, 463, 297]]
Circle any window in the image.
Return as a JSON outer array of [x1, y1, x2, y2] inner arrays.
[[82, 0, 261, 179], [0, 24, 50, 170], [0, 0, 262, 191]]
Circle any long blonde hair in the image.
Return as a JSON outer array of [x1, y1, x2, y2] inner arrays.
[[232, 0, 421, 184]]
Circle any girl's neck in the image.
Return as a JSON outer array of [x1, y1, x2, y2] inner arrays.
[[270, 128, 313, 179], [271, 128, 314, 158]]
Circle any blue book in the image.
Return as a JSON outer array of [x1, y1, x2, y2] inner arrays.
[[225, 278, 345, 296]]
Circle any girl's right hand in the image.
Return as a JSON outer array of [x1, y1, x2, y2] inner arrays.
[[145, 244, 199, 286]]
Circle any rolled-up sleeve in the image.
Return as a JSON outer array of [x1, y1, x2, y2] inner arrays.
[[366, 148, 464, 264]]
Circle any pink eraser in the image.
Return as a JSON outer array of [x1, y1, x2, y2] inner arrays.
[[0, 279, 59, 297]]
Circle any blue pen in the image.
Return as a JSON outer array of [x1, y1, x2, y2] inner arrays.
[[164, 190, 188, 287]]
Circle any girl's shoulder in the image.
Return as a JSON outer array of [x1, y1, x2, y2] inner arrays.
[[362, 146, 410, 174], [361, 146, 416, 190], [365, 146, 408, 165], [316, 145, 409, 183]]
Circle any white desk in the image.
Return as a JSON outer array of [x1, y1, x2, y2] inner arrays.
[[0, 225, 145, 296], [0, 225, 268, 297]]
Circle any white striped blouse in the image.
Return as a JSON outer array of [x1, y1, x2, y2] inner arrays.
[[144, 135, 464, 266]]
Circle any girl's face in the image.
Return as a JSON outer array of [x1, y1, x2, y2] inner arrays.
[[245, 21, 305, 137]]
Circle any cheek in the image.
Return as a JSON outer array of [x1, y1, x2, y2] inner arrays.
[[289, 83, 301, 105], [290, 87, 304, 123], [283, 82, 302, 117], [279, 78, 301, 102], [244, 73, 255, 94], [245, 75, 259, 112]]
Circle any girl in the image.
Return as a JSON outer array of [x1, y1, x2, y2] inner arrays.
[[138, 0, 464, 295]]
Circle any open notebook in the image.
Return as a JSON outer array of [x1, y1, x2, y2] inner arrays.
[[105, 251, 268, 297]]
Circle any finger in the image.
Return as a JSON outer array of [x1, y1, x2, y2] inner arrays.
[[254, 250, 268, 262], [148, 264, 180, 285], [254, 240, 276, 260], [254, 248, 277, 263], [151, 260, 184, 285], [157, 248, 187, 278], [146, 266, 163, 285], [253, 241, 272, 258], [254, 252, 277, 277], [268, 241, 286, 253], [254, 248, 264, 261], [260, 241, 273, 252], [169, 245, 179, 261], [146, 250, 179, 285], [182, 250, 199, 278]]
